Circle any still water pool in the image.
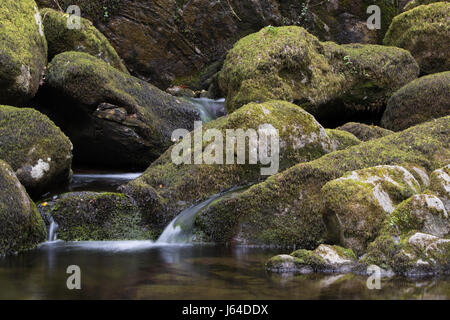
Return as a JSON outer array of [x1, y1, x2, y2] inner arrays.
[[1, 242, 449, 300]]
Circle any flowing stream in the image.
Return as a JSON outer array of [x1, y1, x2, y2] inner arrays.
[[188, 97, 226, 122]]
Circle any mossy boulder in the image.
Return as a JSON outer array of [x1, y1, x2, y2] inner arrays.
[[39, 51, 200, 168], [122, 100, 335, 232], [266, 244, 357, 274], [0, 160, 46, 256], [37, 192, 153, 241], [388, 193, 449, 238], [40, 8, 128, 73], [403, 0, 447, 12], [430, 164, 450, 211], [0, 105, 72, 195], [336, 122, 393, 141], [0, 0, 47, 106], [195, 117, 449, 248], [219, 26, 419, 127], [325, 129, 361, 150], [322, 165, 425, 255], [363, 231, 450, 276], [381, 72, 450, 131], [383, 3, 450, 74]]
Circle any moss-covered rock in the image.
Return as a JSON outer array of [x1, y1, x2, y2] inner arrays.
[[388, 193, 449, 238], [266, 244, 357, 274], [0, 160, 46, 256], [383, 3, 450, 74], [195, 116, 449, 248], [322, 165, 424, 255], [430, 164, 450, 211], [325, 129, 361, 150], [403, 0, 447, 12], [363, 231, 450, 276], [40, 8, 128, 73], [0, 0, 47, 106], [0, 105, 72, 195], [336, 122, 393, 141], [122, 100, 335, 232], [39, 51, 200, 168], [219, 26, 419, 126], [37, 192, 153, 241], [381, 72, 450, 131]]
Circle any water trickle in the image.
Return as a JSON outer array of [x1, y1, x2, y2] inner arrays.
[[187, 98, 226, 123], [48, 216, 59, 242], [157, 186, 248, 244]]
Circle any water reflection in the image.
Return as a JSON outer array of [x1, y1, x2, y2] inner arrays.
[[0, 243, 449, 299]]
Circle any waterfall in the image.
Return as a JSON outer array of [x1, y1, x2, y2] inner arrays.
[[187, 98, 226, 123], [47, 216, 59, 242], [157, 186, 249, 244]]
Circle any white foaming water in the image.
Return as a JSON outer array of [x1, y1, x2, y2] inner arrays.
[[47, 217, 59, 242], [73, 173, 143, 180], [187, 98, 226, 123]]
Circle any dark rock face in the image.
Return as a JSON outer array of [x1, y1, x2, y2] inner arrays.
[[35, 0, 400, 90], [36, 51, 200, 169]]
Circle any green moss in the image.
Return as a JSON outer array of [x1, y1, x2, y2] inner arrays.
[[123, 100, 335, 230], [40, 192, 154, 241], [0, 105, 72, 194], [0, 161, 46, 255], [383, 2, 450, 74], [403, 0, 447, 11], [326, 129, 361, 150], [336, 122, 393, 141], [40, 8, 128, 73], [381, 72, 450, 131], [0, 0, 48, 105], [219, 26, 418, 123], [196, 116, 449, 248]]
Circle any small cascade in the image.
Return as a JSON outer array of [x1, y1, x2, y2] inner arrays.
[[187, 98, 226, 123], [47, 216, 59, 242], [157, 186, 249, 244]]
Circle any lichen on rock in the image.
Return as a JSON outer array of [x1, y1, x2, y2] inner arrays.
[[336, 122, 393, 141]]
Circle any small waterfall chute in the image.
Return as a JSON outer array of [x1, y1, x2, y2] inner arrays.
[[186, 98, 226, 123], [47, 216, 59, 242], [157, 186, 249, 244]]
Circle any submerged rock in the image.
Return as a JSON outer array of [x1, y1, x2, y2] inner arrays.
[[195, 117, 449, 248], [37, 192, 153, 241], [267, 245, 357, 274], [381, 72, 450, 131], [336, 122, 393, 141], [384, 3, 450, 74], [0, 0, 47, 106], [0, 160, 46, 256], [122, 100, 335, 232], [0, 105, 73, 195], [40, 8, 128, 73], [322, 165, 425, 255], [219, 26, 419, 126], [39, 51, 200, 168]]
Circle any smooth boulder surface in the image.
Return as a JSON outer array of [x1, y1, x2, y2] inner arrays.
[[0, 160, 47, 256], [37, 192, 153, 241], [0, 105, 73, 195], [40, 8, 128, 73], [430, 164, 450, 211], [336, 122, 393, 141], [381, 72, 450, 131], [0, 0, 47, 106], [122, 100, 336, 232], [384, 3, 450, 74], [39, 52, 200, 169], [219, 26, 419, 126], [195, 117, 449, 248], [322, 165, 425, 255]]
